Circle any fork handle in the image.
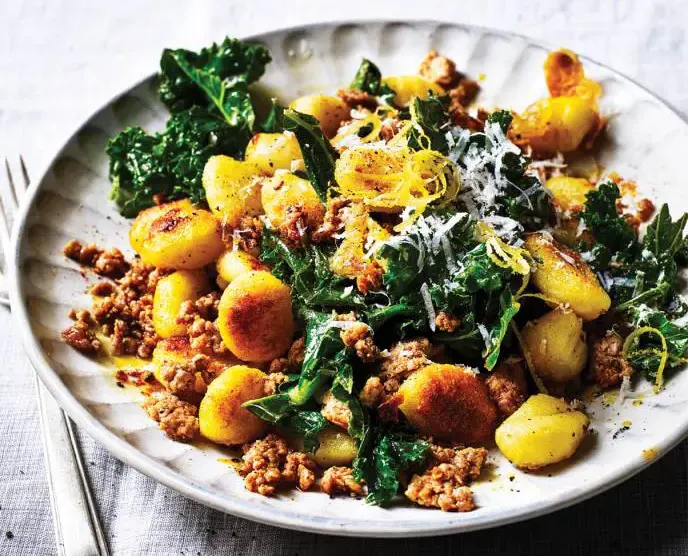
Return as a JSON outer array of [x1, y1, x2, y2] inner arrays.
[[35, 374, 110, 556]]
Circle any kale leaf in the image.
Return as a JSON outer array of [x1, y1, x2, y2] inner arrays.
[[349, 58, 397, 104], [377, 212, 523, 368], [159, 37, 270, 114], [407, 95, 451, 153], [259, 228, 366, 313], [108, 37, 270, 217], [350, 58, 383, 95], [580, 180, 637, 258], [282, 109, 338, 202], [353, 429, 429, 506], [107, 107, 245, 216]]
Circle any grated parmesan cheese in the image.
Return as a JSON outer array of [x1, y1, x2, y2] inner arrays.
[[420, 283, 436, 332]]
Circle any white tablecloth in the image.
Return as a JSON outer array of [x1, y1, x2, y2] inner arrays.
[[2, 1, 688, 554]]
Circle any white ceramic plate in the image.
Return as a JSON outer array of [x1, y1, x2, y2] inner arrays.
[[9, 21, 688, 537]]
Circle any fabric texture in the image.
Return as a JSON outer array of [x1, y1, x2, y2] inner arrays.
[[2, 0, 688, 554]]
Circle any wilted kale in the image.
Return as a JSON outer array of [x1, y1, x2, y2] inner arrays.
[[259, 228, 366, 313], [108, 37, 270, 217], [449, 110, 553, 231], [349, 58, 397, 104], [159, 38, 270, 114], [283, 109, 338, 201], [407, 95, 451, 153], [108, 107, 248, 216], [353, 428, 429, 506], [377, 212, 524, 368]]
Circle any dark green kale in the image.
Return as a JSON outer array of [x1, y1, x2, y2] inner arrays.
[[624, 307, 688, 382], [450, 110, 553, 231], [282, 109, 338, 201], [407, 95, 451, 153], [159, 38, 270, 113], [107, 107, 246, 217], [377, 212, 523, 368], [349, 58, 397, 105], [261, 100, 285, 132], [580, 180, 637, 260], [108, 37, 270, 217], [243, 310, 362, 450], [352, 428, 429, 506], [259, 228, 366, 313]]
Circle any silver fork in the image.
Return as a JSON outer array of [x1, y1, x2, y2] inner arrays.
[[1, 157, 110, 556]]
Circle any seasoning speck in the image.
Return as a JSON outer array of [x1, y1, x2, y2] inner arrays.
[[5, 531, 13, 539]]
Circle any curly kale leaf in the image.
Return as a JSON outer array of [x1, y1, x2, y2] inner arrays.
[[407, 95, 451, 153], [624, 307, 688, 382], [108, 107, 244, 216], [581, 180, 637, 260], [159, 37, 270, 114], [259, 228, 366, 313], [108, 37, 270, 217], [283, 109, 337, 201], [377, 212, 522, 368], [353, 429, 429, 506]]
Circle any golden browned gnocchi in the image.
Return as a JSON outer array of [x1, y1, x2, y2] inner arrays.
[[398, 364, 498, 445], [510, 96, 600, 156], [199, 365, 268, 445], [524, 232, 611, 321], [521, 307, 588, 383], [495, 394, 589, 469], [381, 75, 444, 107], [152, 270, 209, 338], [202, 155, 264, 228], [216, 249, 266, 285], [289, 94, 350, 138], [260, 172, 325, 229], [244, 132, 302, 175], [217, 270, 295, 362], [545, 176, 594, 212], [129, 199, 224, 269]]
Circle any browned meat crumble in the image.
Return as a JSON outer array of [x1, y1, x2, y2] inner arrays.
[[321, 467, 365, 497], [337, 88, 378, 110], [142, 391, 199, 442], [485, 358, 529, 416], [340, 322, 380, 362], [590, 332, 634, 388], [61, 309, 102, 355], [419, 50, 461, 89], [405, 446, 487, 512], [239, 434, 319, 496]]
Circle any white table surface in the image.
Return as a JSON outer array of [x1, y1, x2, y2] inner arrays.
[[2, 1, 688, 554]]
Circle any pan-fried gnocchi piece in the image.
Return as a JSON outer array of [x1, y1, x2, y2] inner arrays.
[[510, 96, 599, 156], [260, 172, 324, 229], [244, 132, 302, 175], [153, 270, 209, 338], [217, 271, 295, 363], [199, 365, 268, 445], [313, 428, 358, 467], [202, 155, 264, 228], [129, 199, 224, 269], [398, 364, 498, 445], [524, 232, 610, 321], [289, 94, 350, 138], [545, 176, 594, 212], [381, 75, 444, 107], [521, 307, 588, 383], [495, 394, 589, 469], [216, 250, 266, 285]]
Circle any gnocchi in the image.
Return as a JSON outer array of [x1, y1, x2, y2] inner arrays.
[[129, 199, 224, 269]]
